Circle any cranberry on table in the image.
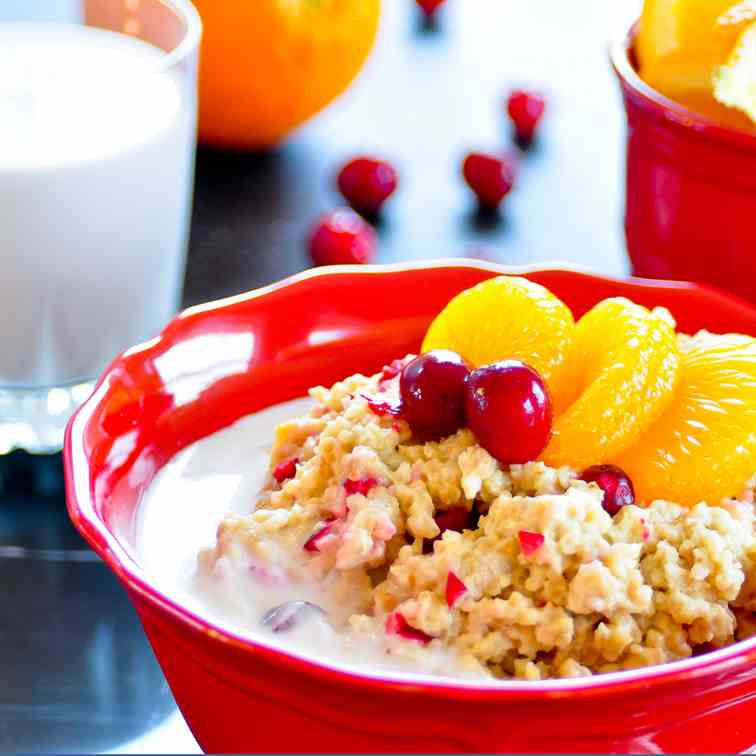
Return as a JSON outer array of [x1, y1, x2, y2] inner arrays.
[[337, 157, 398, 217], [507, 89, 546, 146], [462, 152, 515, 211], [308, 208, 377, 266], [400, 350, 470, 440], [580, 464, 635, 516], [465, 360, 552, 464], [416, 0, 446, 19]]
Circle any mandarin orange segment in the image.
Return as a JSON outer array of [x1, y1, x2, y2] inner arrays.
[[637, 0, 756, 129], [637, 0, 749, 91], [714, 19, 756, 123], [421, 276, 575, 411], [615, 333, 756, 507], [541, 298, 681, 470]]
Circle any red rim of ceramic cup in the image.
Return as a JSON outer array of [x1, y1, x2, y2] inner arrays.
[[610, 20, 756, 153], [65, 260, 756, 703]]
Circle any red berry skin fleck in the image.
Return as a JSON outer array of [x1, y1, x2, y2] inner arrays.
[[416, 0, 446, 17], [464, 360, 553, 465], [273, 456, 298, 483], [337, 157, 398, 217], [381, 358, 406, 382], [385, 612, 433, 644], [308, 208, 377, 266], [400, 350, 470, 441], [361, 393, 402, 417], [518, 530, 545, 556], [507, 90, 546, 145], [446, 571, 468, 608], [580, 464, 635, 516], [344, 478, 378, 497], [303, 519, 339, 553], [462, 152, 515, 211]]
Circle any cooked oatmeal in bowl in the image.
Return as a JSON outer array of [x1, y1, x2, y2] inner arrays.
[[67, 263, 756, 753], [195, 354, 756, 681], [189, 275, 756, 681]]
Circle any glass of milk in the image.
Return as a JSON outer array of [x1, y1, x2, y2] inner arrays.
[[0, 0, 201, 453]]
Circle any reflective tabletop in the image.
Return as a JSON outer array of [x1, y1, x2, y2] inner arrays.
[[0, 0, 638, 752]]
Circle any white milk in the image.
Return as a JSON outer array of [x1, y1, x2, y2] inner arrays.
[[0, 23, 195, 387], [137, 399, 486, 681]]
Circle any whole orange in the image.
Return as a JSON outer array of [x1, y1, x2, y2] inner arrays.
[[193, 0, 381, 149]]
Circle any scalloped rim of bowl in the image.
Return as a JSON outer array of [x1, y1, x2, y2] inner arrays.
[[65, 259, 756, 701]]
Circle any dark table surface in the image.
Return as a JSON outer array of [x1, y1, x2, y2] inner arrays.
[[0, 0, 639, 752]]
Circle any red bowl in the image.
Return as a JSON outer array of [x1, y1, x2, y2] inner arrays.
[[611, 22, 756, 305], [65, 262, 756, 754]]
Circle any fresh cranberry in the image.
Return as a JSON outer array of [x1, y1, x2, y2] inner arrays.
[[308, 208, 377, 266], [518, 530, 544, 556], [344, 478, 378, 497], [262, 601, 325, 632], [446, 571, 467, 607], [434, 506, 475, 534], [462, 152, 515, 211], [580, 464, 635, 516], [507, 90, 546, 146], [416, 0, 446, 18], [272, 456, 298, 483], [465, 360, 552, 464], [400, 350, 470, 440], [337, 157, 398, 217], [361, 393, 402, 417], [385, 612, 433, 644], [424, 506, 477, 554], [303, 518, 339, 552]]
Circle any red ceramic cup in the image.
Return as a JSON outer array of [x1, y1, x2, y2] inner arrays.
[[65, 262, 756, 754], [611, 22, 756, 305]]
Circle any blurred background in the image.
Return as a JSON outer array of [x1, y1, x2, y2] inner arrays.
[[185, 0, 640, 304], [1, 0, 641, 753]]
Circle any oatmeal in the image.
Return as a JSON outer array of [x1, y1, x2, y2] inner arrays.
[[191, 275, 756, 680], [197, 359, 756, 680]]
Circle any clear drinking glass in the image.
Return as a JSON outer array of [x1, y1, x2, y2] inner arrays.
[[0, 0, 201, 453]]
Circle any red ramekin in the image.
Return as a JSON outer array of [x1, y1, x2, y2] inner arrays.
[[611, 22, 756, 305], [65, 262, 756, 754]]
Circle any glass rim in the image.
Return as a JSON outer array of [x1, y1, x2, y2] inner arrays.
[[155, 0, 202, 70]]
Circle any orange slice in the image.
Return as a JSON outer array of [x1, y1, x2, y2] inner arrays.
[[637, 0, 752, 92], [637, 0, 756, 129], [542, 298, 681, 470], [714, 19, 756, 123], [421, 276, 575, 411], [615, 333, 756, 506]]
